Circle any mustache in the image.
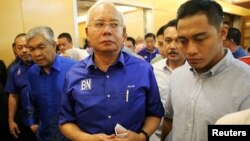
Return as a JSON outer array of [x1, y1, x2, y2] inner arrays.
[[168, 50, 178, 54]]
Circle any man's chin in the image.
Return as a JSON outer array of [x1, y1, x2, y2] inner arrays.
[[35, 60, 45, 67], [23, 58, 32, 63]]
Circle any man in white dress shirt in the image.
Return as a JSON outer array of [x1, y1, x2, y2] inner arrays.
[[151, 19, 185, 141], [162, 1, 250, 141]]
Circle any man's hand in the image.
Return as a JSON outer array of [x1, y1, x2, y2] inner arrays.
[[108, 130, 146, 141], [9, 121, 20, 138], [95, 133, 116, 141]]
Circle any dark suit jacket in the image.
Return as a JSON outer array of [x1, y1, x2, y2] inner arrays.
[[0, 60, 7, 87]]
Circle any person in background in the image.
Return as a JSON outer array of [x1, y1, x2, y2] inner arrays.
[[56, 44, 60, 54], [151, 24, 167, 64], [156, 26, 164, 49], [57, 32, 74, 54], [58, 1, 164, 141], [151, 19, 186, 141], [162, 1, 250, 141], [0, 59, 11, 141], [135, 36, 144, 46], [247, 47, 250, 54], [223, 27, 248, 59], [0, 60, 7, 87], [123, 36, 144, 59], [7, 43, 20, 72], [83, 38, 89, 49], [134, 36, 145, 53], [138, 33, 159, 63], [5, 33, 36, 141], [63, 48, 89, 61], [58, 32, 89, 61], [26, 26, 77, 141], [223, 27, 250, 65], [125, 36, 136, 52]]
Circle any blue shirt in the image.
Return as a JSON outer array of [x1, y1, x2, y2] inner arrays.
[[137, 48, 159, 63], [27, 55, 76, 141], [58, 52, 164, 134], [5, 61, 34, 125], [232, 47, 248, 59]]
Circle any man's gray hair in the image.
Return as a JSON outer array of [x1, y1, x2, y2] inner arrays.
[[86, 0, 125, 27], [26, 26, 55, 44]]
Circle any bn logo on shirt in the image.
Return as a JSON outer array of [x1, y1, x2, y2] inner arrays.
[[81, 79, 91, 90]]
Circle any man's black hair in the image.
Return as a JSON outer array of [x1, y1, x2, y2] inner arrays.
[[156, 25, 166, 37], [226, 28, 241, 45], [14, 33, 26, 46], [162, 19, 177, 33], [58, 32, 72, 43], [144, 33, 156, 40], [126, 37, 136, 46], [177, 0, 223, 30]]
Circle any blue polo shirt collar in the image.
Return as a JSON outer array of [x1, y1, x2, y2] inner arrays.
[[39, 55, 61, 74], [86, 52, 125, 70], [146, 48, 158, 54]]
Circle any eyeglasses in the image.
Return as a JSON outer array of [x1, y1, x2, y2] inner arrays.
[[88, 21, 122, 31]]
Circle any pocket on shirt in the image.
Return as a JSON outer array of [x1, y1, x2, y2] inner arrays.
[[72, 89, 104, 109], [119, 89, 146, 120]]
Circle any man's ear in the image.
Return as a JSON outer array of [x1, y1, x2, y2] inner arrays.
[[123, 26, 127, 41], [53, 41, 57, 51], [220, 24, 229, 41], [85, 27, 90, 41]]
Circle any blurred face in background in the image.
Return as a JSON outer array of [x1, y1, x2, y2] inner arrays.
[[14, 36, 32, 64], [135, 36, 144, 46], [162, 26, 185, 62], [222, 38, 232, 49], [145, 36, 155, 52], [125, 40, 135, 51], [157, 35, 164, 48], [57, 37, 73, 54]]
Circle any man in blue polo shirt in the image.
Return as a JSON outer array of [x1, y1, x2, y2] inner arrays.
[[58, 1, 164, 141], [26, 26, 76, 141], [5, 33, 36, 141], [223, 27, 248, 59], [137, 33, 159, 63]]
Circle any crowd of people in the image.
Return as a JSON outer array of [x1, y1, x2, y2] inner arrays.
[[1, 0, 250, 141]]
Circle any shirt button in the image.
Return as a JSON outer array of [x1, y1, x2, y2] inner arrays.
[[187, 123, 192, 129], [107, 94, 111, 98], [108, 115, 112, 119], [106, 75, 110, 78], [191, 100, 194, 104]]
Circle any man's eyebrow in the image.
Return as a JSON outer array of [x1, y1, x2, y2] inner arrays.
[[177, 35, 186, 39], [29, 43, 44, 48], [192, 32, 207, 38], [164, 37, 173, 40], [177, 32, 207, 39]]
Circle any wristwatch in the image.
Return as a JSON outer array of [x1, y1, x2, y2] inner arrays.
[[138, 129, 149, 141]]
